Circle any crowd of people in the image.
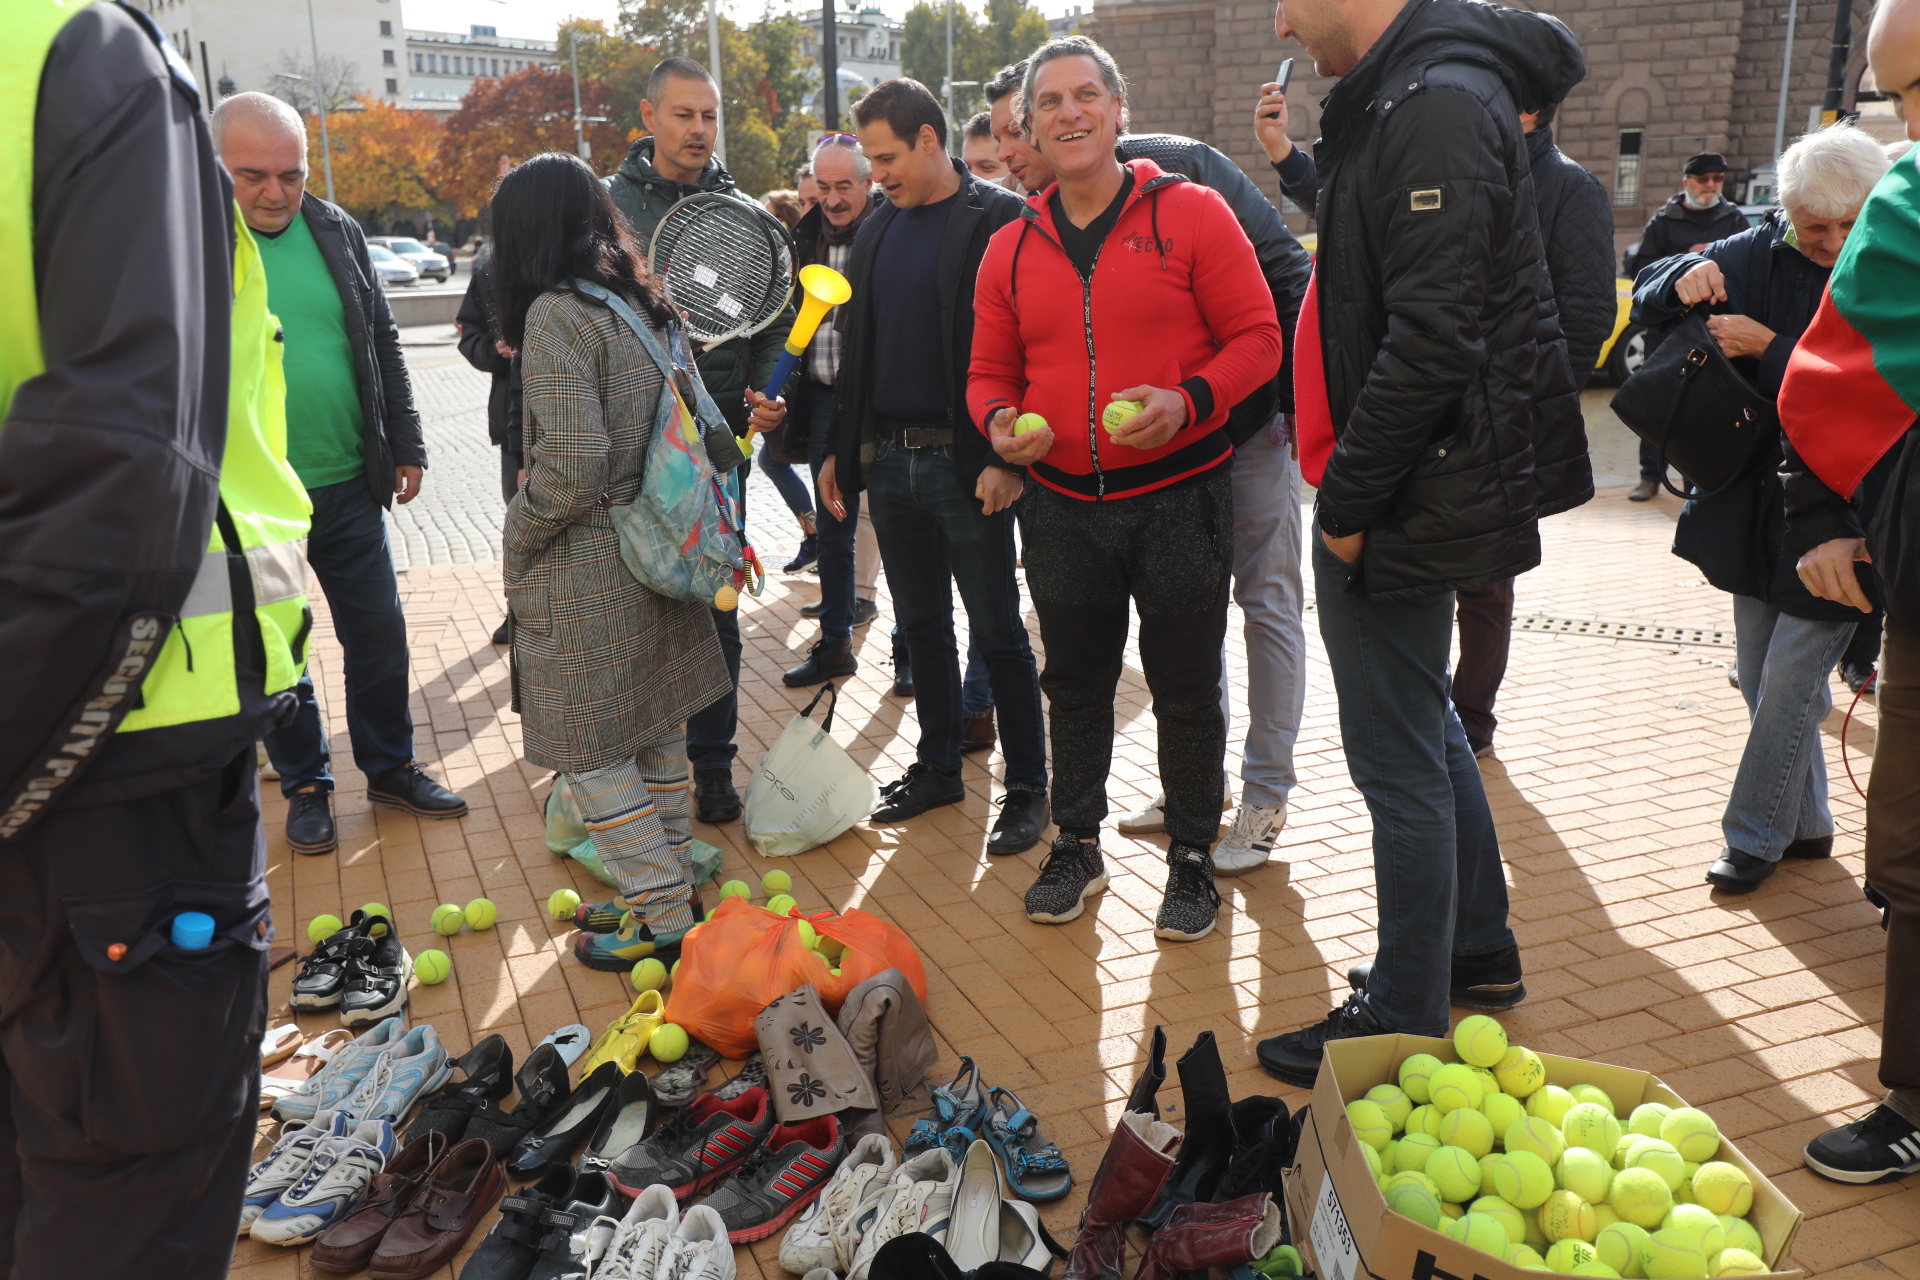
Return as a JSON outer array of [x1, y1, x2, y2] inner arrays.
[[4, 0, 1920, 1273]]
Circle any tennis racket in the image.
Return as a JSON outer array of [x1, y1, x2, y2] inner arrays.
[[646, 192, 796, 347]]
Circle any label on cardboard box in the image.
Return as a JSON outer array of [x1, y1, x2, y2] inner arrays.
[[1312, 1171, 1362, 1280]]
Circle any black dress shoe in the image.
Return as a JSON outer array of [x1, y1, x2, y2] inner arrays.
[[409, 1033, 514, 1146], [1784, 835, 1834, 859], [287, 787, 339, 854], [465, 1043, 571, 1158], [784, 639, 857, 687], [1346, 944, 1527, 1011], [694, 768, 741, 823], [852, 597, 879, 627], [1707, 847, 1777, 893], [986, 787, 1048, 855], [801, 599, 826, 618], [368, 762, 469, 818], [578, 1068, 657, 1174], [492, 616, 512, 645], [891, 640, 914, 698], [870, 762, 964, 822], [1257, 991, 1382, 1087], [506, 1061, 624, 1177]]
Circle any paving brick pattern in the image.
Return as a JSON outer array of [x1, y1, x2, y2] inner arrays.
[[230, 360, 1911, 1280]]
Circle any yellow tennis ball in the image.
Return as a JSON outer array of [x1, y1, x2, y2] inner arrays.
[[1597, 1222, 1653, 1278], [1627, 1141, 1687, 1192], [765, 893, 797, 916], [1717, 1217, 1763, 1258], [415, 949, 451, 984], [719, 879, 751, 900], [1709, 1248, 1767, 1277], [1642, 1228, 1709, 1280], [1530, 1086, 1577, 1128], [1559, 1148, 1616, 1205], [1608, 1167, 1674, 1229], [1546, 1239, 1600, 1273], [1496, 1046, 1548, 1099], [546, 889, 581, 922], [308, 913, 344, 942], [1572, 1264, 1623, 1278], [1484, 1091, 1526, 1138], [1493, 1150, 1557, 1209], [1473, 1066, 1503, 1097], [761, 869, 792, 895], [1382, 1140, 1401, 1169], [361, 903, 392, 935], [670, 959, 682, 983], [1482, 1152, 1505, 1185], [795, 919, 819, 949], [1510, 1244, 1552, 1271], [1629, 1104, 1673, 1139], [1660, 1110, 1721, 1163], [1616, 1134, 1652, 1171], [1455, 1015, 1509, 1068], [1449, 1211, 1511, 1257], [1013, 412, 1048, 435], [1101, 399, 1143, 432], [1396, 1133, 1442, 1174], [463, 898, 497, 930], [1509, 1116, 1569, 1165], [630, 957, 668, 992], [1594, 1205, 1621, 1234], [1400, 1053, 1444, 1104], [1431, 1063, 1485, 1114], [1347, 1100, 1395, 1150], [1672, 1172, 1696, 1206], [1563, 1103, 1624, 1157], [1571, 1084, 1617, 1115], [1361, 1142, 1384, 1179], [714, 582, 738, 611], [1384, 1171, 1444, 1230], [1442, 1201, 1467, 1220], [1540, 1190, 1600, 1244], [1367, 1084, 1414, 1132], [1528, 1217, 1550, 1251], [1442, 1107, 1497, 1159], [1429, 1146, 1485, 1202], [1407, 1104, 1445, 1139], [648, 1022, 689, 1063], [1471, 1196, 1527, 1243], [430, 903, 464, 936], [1662, 1206, 1725, 1257]]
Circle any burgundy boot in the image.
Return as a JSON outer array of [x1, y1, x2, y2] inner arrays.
[[1063, 1111, 1182, 1280], [1137, 1193, 1283, 1280]]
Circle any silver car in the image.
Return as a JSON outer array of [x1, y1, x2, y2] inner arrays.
[[366, 243, 419, 288], [370, 236, 451, 283]]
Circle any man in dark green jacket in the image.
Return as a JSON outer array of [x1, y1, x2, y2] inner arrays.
[[606, 57, 794, 823]]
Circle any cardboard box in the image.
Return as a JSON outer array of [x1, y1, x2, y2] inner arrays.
[[1281, 1034, 1805, 1280]]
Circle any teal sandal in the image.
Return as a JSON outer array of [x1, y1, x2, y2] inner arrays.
[[905, 1056, 987, 1160], [986, 1085, 1073, 1201]]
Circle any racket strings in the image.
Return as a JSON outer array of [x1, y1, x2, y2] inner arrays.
[[651, 198, 792, 344]]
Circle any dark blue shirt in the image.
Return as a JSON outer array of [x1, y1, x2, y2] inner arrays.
[[869, 190, 957, 425]]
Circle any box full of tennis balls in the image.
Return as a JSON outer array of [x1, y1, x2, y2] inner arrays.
[[1281, 1031, 1804, 1280]]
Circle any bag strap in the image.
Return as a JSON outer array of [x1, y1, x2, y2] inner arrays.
[[571, 279, 680, 384], [798, 681, 839, 733]]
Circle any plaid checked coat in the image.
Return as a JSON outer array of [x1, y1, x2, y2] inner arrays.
[[505, 289, 728, 773]]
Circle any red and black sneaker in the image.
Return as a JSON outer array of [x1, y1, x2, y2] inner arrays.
[[701, 1114, 848, 1243], [606, 1086, 773, 1199]]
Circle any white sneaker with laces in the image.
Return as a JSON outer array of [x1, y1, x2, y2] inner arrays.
[[779, 1131, 897, 1273], [271, 1016, 406, 1122], [655, 1204, 734, 1280], [844, 1147, 960, 1280], [250, 1118, 395, 1245], [1116, 773, 1233, 835], [591, 1183, 677, 1279], [239, 1111, 346, 1231], [1213, 802, 1286, 875]]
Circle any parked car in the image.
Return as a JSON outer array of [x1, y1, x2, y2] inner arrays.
[[368, 236, 451, 283], [366, 243, 419, 288], [1597, 275, 1647, 385]]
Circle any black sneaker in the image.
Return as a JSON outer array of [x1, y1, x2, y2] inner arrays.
[[367, 762, 468, 819], [1155, 843, 1222, 942], [695, 768, 742, 824], [870, 762, 965, 822], [290, 913, 374, 1010], [783, 638, 857, 687], [1347, 944, 1527, 1011], [1214, 1096, 1295, 1201], [526, 1168, 619, 1280], [339, 918, 412, 1027], [492, 615, 512, 645], [987, 788, 1049, 856], [287, 787, 338, 854], [703, 1114, 847, 1243], [1257, 991, 1383, 1086], [891, 641, 914, 698], [1804, 1105, 1920, 1184], [606, 1086, 776, 1200], [783, 533, 819, 573], [852, 597, 879, 627], [1025, 834, 1108, 924], [461, 1164, 575, 1280]]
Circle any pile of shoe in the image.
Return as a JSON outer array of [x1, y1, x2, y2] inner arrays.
[[290, 910, 415, 1027]]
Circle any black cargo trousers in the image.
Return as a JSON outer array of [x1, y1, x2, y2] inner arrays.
[[0, 748, 270, 1279]]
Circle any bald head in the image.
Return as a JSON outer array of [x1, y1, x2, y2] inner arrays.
[[213, 92, 309, 233], [1870, 0, 1920, 142]]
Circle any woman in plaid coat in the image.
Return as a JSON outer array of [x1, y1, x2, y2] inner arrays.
[[493, 153, 727, 968]]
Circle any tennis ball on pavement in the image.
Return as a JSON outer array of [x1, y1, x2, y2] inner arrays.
[[1629, 1104, 1673, 1139], [1429, 1146, 1484, 1202], [1449, 1212, 1511, 1257], [1662, 1206, 1725, 1257], [1642, 1228, 1709, 1280], [1660, 1110, 1722, 1163], [1432, 1063, 1486, 1114], [1013, 412, 1048, 436], [1717, 1217, 1763, 1258], [1347, 1100, 1395, 1150], [649, 1022, 690, 1063], [760, 869, 793, 896], [1596, 1222, 1653, 1278], [1493, 1150, 1557, 1209], [463, 898, 497, 930], [1493, 1046, 1547, 1099], [1484, 1091, 1527, 1138], [1572, 1085, 1618, 1115], [361, 903, 392, 935], [1627, 1141, 1687, 1193], [1540, 1190, 1600, 1243], [1559, 1148, 1616, 1205], [1407, 1104, 1445, 1139], [1609, 1167, 1674, 1229], [1471, 1196, 1527, 1243], [415, 949, 452, 984], [1455, 1015, 1510, 1068], [1510, 1244, 1552, 1271], [1442, 1107, 1497, 1159], [765, 893, 797, 916], [432, 903, 465, 936], [546, 889, 581, 922], [1709, 1249, 1766, 1277], [1546, 1239, 1600, 1273], [1397, 1133, 1443, 1174], [719, 879, 751, 901], [1367, 1084, 1414, 1132], [1400, 1053, 1444, 1104], [630, 957, 668, 992], [1510, 1116, 1569, 1165], [1564, 1103, 1624, 1157], [1101, 399, 1144, 433], [1530, 1086, 1577, 1128], [1384, 1172, 1444, 1230], [308, 913, 344, 942]]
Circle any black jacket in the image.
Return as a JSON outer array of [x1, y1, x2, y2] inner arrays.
[[783, 192, 884, 455], [1784, 429, 1916, 630], [296, 193, 426, 505], [831, 163, 1025, 503], [456, 258, 520, 463], [1529, 125, 1617, 382], [1625, 194, 1750, 278], [1306, 0, 1586, 599]]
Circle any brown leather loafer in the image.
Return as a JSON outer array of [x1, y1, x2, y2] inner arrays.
[[368, 1137, 504, 1280], [960, 710, 997, 754], [310, 1130, 448, 1273]]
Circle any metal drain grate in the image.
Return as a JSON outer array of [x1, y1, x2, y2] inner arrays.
[[1515, 613, 1736, 648]]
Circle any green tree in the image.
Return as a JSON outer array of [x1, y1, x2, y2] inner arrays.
[[900, 0, 1043, 127], [982, 0, 1048, 73]]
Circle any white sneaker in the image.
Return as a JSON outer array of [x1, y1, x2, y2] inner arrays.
[[272, 1016, 407, 1123], [1213, 802, 1286, 875], [780, 1131, 898, 1273], [1116, 773, 1233, 835], [591, 1183, 677, 1279], [250, 1118, 396, 1245], [844, 1147, 960, 1280], [655, 1204, 734, 1280], [239, 1111, 346, 1232], [341, 1023, 451, 1122]]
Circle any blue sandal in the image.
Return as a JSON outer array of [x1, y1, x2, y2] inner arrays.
[[986, 1085, 1074, 1201], [905, 1056, 987, 1160]]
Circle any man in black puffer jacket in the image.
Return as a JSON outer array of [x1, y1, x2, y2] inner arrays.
[[1254, 0, 1584, 1086]]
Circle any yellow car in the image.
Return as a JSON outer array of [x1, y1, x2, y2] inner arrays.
[[1595, 276, 1646, 384]]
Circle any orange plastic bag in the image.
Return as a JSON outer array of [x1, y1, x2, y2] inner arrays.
[[664, 898, 928, 1059]]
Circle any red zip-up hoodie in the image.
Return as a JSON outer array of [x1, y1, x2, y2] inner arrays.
[[967, 158, 1283, 500]]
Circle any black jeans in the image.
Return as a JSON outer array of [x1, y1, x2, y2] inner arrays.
[[806, 381, 863, 644], [1452, 577, 1515, 745], [1022, 471, 1232, 847], [687, 460, 749, 773]]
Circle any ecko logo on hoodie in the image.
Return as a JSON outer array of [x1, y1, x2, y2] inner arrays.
[[1122, 233, 1174, 254]]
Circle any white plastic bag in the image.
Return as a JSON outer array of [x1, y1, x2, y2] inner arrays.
[[743, 684, 878, 858]]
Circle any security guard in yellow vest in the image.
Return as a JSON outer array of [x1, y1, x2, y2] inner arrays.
[[0, 4, 309, 1275]]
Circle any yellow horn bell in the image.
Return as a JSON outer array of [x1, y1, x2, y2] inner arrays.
[[786, 264, 853, 356]]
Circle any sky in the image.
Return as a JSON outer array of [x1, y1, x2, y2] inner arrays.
[[400, 0, 1076, 42]]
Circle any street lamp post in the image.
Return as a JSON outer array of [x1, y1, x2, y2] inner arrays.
[[709, 0, 726, 162], [822, 0, 838, 131], [305, 0, 334, 202]]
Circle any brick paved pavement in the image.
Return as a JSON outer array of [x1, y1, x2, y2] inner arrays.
[[229, 353, 1914, 1280]]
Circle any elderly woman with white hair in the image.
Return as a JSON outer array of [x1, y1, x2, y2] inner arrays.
[[1633, 121, 1891, 894]]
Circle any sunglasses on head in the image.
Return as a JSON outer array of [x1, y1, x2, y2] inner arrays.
[[818, 133, 858, 148]]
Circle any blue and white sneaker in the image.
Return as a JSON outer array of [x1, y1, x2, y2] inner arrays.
[[273, 1016, 407, 1123], [340, 1023, 451, 1123], [238, 1110, 348, 1233], [249, 1117, 396, 1246]]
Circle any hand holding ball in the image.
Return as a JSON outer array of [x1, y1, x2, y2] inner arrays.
[[1102, 399, 1144, 433], [1014, 412, 1048, 436]]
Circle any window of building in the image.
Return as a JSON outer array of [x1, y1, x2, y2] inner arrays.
[[466, 57, 475, 75], [379, 20, 391, 35], [491, 58, 499, 76], [412, 52, 421, 71], [385, 77, 397, 94], [1613, 130, 1643, 207], [383, 49, 394, 65]]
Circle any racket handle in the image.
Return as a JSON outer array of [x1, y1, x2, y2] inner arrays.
[[762, 351, 801, 401]]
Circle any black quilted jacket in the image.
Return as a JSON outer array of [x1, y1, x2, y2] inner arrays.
[[1528, 126, 1616, 382]]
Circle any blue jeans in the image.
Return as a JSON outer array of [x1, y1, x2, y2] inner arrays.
[[687, 461, 747, 772], [1313, 527, 1512, 1036], [863, 440, 1046, 788], [759, 454, 813, 519], [962, 642, 991, 717], [264, 478, 414, 795], [805, 382, 862, 644], [1725, 595, 1856, 859]]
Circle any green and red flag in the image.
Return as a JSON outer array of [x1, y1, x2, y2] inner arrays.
[[1779, 146, 1920, 497]]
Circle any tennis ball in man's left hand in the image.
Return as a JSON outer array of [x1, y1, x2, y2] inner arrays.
[[1102, 399, 1144, 433], [1014, 412, 1047, 435]]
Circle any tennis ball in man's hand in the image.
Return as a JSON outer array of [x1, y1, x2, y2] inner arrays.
[[1101, 399, 1144, 432], [432, 903, 466, 936], [463, 898, 498, 930], [308, 914, 344, 942], [761, 870, 792, 895], [1014, 412, 1048, 435], [649, 1022, 690, 1063], [415, 950, 452, 984], [547, 889, 582, 921]]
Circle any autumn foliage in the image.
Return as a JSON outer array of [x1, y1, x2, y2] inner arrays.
[[437, 67, 629, 218], [310, 97, 446, 226]]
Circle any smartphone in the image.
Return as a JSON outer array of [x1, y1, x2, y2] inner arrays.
[[1263, 58, 1294, 120]]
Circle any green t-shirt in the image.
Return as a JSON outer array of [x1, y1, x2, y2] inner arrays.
[[255, 215, 366, 489]]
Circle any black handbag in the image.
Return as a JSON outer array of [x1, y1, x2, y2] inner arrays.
[[1609, 306, 1776, 498]]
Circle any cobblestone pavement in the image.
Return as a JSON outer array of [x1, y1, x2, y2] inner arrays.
[[232, 351, 1912, 1280]]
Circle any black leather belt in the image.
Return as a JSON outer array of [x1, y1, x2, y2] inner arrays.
[[879, 426, 953, 448]]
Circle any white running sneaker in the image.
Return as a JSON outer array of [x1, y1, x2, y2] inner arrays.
[[591, 1183, 677, 1279], [1213, 802, 1287, 875], [250, 1117, 396, 1245], [238, 1111, 347, 1232], [844, 1147, 960, 1280], [779, 1131, 898, 1274], [655, 1204, 735, 1280], [341, 1023, 450, 1122], [272, 1016, 407, 1123], [1116, 773, 1233, 835]]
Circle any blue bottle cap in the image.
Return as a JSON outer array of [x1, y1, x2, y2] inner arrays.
[[171, 911, 215, 950]]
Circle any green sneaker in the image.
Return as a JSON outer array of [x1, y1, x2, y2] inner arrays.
[[571, 896, 705, 972]]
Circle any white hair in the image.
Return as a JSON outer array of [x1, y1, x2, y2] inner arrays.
[[1888, 139, 1914, 164], [1777, 121, 1890, 219], [210, 90, 308, 151], [813, 137, 872, 182]]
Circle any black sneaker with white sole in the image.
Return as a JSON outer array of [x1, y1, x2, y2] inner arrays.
[[1804, 1105, 1920, 1183], [1024, 834, 1108, 924], [339, 919, 411, 1027], [1154, 843, 1222, 941], [1346, 943, 1528, 1011], [290, 913, 375, 1010]]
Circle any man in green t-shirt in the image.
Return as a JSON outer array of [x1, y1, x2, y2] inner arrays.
[[213, 93, 466, 857]]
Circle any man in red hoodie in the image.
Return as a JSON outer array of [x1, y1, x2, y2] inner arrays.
[[969, 35, 1283, 943]]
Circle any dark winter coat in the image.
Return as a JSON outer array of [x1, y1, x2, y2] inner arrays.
[[1528, 125, 1617, 382], [1305, 0, 1586, 599], [456, 257, 520, 463], [1784, 430, 1916, 630], [1625, 193, 1750, 277], [783, 190, 884, 453]]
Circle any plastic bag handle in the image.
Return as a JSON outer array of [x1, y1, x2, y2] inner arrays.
[[798, 681, 838, 734]]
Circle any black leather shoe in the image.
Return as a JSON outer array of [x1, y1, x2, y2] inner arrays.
[[491, 616, 511, 645], [408, 1033, 514, 1146], [368, 762, 469, 818], [891, 641, 914, 698], [1784, 835, 1834, 859], [986, 787, 1048, 855], [1257, 991, 1382, 1087], [506, 1061, 623, 1177], [459, 1165, 574, 1280], [695, 768, 741, 823], [1707, 847, 1777, 893], [870, 762, 964, 822], [801, 598, 826, 618], [287, 787, 339, 854], [852, 597, 879, 627], [1347, 944, 1527, 1011], [784, 639, 857, 687], [579, 1068, 657, 1175]]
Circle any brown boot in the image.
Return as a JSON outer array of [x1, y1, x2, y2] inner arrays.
[[1137, 1193, 1282, 1280], [960, 710, 997, 754], [1064, 1111, 1182, 1280]]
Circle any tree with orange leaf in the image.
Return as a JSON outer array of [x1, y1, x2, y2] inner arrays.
[[437, 65, 627, 218], [311, 96, 446, 228]]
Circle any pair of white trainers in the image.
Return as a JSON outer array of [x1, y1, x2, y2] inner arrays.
[[585, 1184, 733, 1280], [779, 1137, 970, 1280], [1119, 785, 1285, 876]]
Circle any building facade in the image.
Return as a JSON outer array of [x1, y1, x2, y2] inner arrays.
[[139, 0, 406, 110], [798, 5, 904, 103], [405, 25, 560, 113]]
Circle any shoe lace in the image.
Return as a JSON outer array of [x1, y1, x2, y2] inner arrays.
[[1225, 803, 1277, 842], [584, 1213, 660, 1280], [1856, 1105, 1920, 1143], [343, 1053, 395, 1119], [250, 1125, 323, 1186], [1035, 837, 1097, 885], [1166, 847, 1219, 896], [881, 762, 930, 797]]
